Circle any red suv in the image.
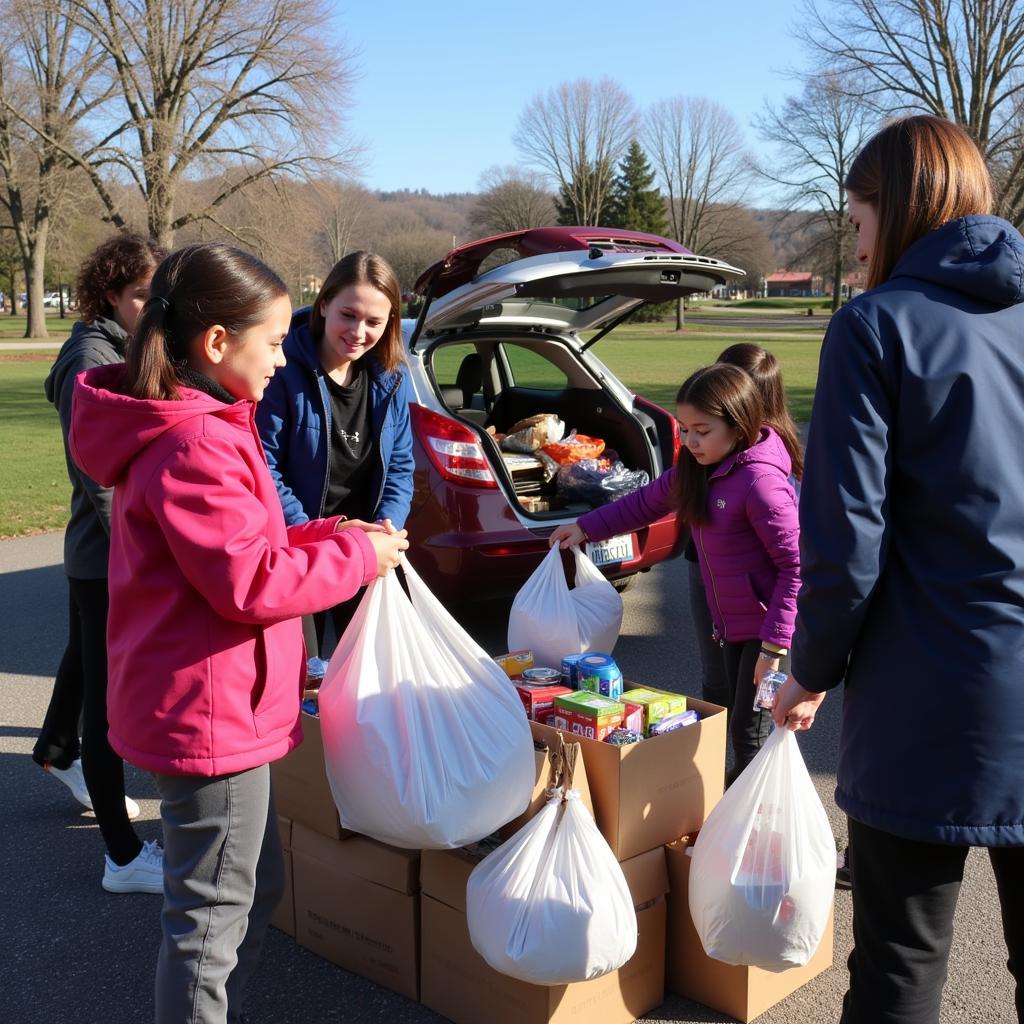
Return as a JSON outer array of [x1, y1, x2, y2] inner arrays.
[[400, 226, 743, 605]]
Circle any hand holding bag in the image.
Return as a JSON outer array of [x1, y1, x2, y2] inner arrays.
[[318, 558, 536, 849], [688, 727, 835, 971], [507, 544, 623, 668]]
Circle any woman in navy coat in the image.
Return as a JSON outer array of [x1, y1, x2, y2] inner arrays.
[[774, 116, 1024, 1023]]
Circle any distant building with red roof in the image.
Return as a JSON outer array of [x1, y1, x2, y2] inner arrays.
[[766, 271, 821, 297]]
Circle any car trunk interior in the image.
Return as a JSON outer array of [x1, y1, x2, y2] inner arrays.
[[428, 336, 666, 519]]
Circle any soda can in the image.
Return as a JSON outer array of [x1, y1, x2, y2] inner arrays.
[[575, 653, 623, 700], [560, 652, 586, 688], [521, 667, 562, 685]]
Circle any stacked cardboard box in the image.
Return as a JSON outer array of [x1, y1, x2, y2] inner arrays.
[[665, 834, 834, 1022], [270, 816, 295, 937]]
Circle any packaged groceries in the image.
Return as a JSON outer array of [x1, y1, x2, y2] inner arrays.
[[555, 458, 650, 506], [540, 430, 606, 466], [494, 649, 534, 678], [754, 669, 788, 711], [688, 727, 836, 971], [649, 709, 701, 735], [318, 558, 536, 849], [515, 682, 574, 726], [620, 687, 688, 736], [501, 413, 565, 454], [574, 653, 624, 699], [560, 652, 586, 687], [508, 544, 623, 668], [553, 690, 626, 741], [604, 727, 643, 746]]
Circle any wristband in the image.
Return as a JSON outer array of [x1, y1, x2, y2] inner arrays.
[[577, 521, 590, 543], [760, 641, 788, 656], [758, 650, 780, 662]]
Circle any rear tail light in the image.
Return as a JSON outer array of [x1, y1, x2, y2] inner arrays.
[[410, 403, 498, 488]]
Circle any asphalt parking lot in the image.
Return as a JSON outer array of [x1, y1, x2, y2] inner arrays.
[[0, 531, 1015, 1023]]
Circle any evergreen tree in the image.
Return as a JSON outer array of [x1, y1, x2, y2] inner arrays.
[[604, 140, 668, 234]]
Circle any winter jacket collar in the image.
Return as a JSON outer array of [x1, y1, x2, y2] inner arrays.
[[175, 365, 236, 404], [889, 214, 1024, 306], [708, 426, 792, 482]]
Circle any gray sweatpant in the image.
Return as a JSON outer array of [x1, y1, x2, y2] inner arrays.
[[153, 764, 284, 1024]]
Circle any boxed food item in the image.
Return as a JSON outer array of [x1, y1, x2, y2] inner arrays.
[[553, 691, 625, 741], [515, 681, 574, 725], [270, 816, 295, 936], [575, 653, 624, 699], [620, 686, 688, 736], [494, 649, 535, 678], [533, 697, 727, 860], [270, 709, 352, 840], [291, 824, 420, 1001], [665, 834, 834, 1022], [419, 844, 668, 1024]]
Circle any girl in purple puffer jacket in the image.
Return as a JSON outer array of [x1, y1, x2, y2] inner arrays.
[[550, 363, 800, 781]]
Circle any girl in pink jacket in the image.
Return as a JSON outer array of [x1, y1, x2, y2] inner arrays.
[[69, 242, 408, 1024], [551, 364, 800, 782]]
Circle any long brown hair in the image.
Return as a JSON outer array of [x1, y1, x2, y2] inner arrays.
[[309, 251, 404, 374], [124, 242, 288, 401], [846, 115, 993, 289], [673, 364, 765, 525], [717, 342, 803, 480], [75, 234, 166, 326]]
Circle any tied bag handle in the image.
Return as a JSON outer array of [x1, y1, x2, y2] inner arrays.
[[545, 733, 579, 804]]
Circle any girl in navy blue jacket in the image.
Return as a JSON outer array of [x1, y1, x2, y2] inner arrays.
[[774, 116, 1024, 1023], [256, 251, 414, 652]]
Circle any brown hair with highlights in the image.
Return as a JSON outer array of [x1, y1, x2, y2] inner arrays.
[[309, 251, 405, 374], [846, 115, 993, 290], [717, 343, 803, 480], [673, 363, 766, 525], [75, 234, 166, 326]]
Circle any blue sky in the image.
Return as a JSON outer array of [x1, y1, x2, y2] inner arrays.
[[334, 1, 808, 194]]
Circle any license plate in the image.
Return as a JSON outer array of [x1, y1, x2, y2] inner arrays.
[[586, 534, 635, 567]]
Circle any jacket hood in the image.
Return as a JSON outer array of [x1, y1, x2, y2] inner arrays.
[[70, 363, 253, 488], [44, 317, 127, 405], [890, 215, 1024, 306], [286, 307, 404, 391], [712, 426, 792, 481]]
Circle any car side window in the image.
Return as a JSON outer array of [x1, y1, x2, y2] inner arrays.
[[501, 345, 568, 390]]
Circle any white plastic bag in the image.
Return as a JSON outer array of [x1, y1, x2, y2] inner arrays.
[[318, 557, 536, 849], [507, 544, 623, 668], [466, 743, 637, 985], [688, 727, 835, 971]]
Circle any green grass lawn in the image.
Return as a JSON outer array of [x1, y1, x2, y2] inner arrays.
[[0, 314, 825, 538]]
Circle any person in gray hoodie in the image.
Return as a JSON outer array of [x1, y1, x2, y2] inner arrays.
[[773, 117, 1024, 1022], [34, 234, 166, 893]]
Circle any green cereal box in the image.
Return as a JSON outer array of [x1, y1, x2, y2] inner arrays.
[[619, 687, 687, 736], [552, 691, 625, 741]]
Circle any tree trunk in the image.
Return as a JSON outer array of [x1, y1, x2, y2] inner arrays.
[[675, 296, 685, 331], [148, 178, 176, 249], [23, 231, 48, 340], [832, 249, 843, 312]]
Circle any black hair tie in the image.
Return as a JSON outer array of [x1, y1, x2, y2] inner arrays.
[[149, 295, 172, 314]]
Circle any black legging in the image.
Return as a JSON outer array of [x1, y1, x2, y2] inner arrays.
[[721, 637, 784, 785], [33, 577, 142, 865]]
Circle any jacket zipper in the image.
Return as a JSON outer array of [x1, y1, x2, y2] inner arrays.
[[370, 375, 401, 520], [697, 523, 727, 645], [316, 371, 332, 518]]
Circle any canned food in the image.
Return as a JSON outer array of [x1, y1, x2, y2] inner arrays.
[[521, 667, 563, 684], [560, 652, 586, 687], [575, 653, 623, 700]]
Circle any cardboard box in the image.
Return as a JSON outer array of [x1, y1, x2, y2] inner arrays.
[[270, 710, 352, 840], [420, 845, 668, 1024], [498, 721, 594, 839], [270, 815, 295, 936], [533, 696, 727, 861], [665, 835, 834, 1023], [291, 823, 420, 1000]]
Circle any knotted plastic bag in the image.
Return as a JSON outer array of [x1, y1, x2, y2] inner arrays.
[[318, 557, 536, 849], [466, 739, 637, 984], [507, 544, 623, 669], [688, 727, 835, 971]]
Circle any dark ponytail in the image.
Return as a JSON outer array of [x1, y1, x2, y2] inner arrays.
[[125, 242, 288, 401]]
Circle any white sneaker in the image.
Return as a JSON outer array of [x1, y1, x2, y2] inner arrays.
[[102, 839, 164, 894], [46, 758, 142, 818]]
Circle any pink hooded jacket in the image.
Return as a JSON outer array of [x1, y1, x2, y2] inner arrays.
[[70, 364, 378, 776], [580, 426, 800, 647]]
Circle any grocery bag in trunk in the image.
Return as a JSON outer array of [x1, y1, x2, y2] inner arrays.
[[318, 557, 535, 849], [507, 543, 623, 669], [466, 738, 637, 984], [688, 727, 835, 971]]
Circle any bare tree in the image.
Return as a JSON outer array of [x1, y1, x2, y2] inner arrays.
[[799, 0, 1024, 223], [469, 166, 556, 236], [22, 0, 362, 247], [514, 78, 635, 226], [311, 178, 372, 267], [642, 97, 754, 327], [0, 0, 110, 336], [757, 72, 875, 310]]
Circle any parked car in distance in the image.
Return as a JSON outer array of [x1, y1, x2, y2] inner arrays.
[[42, 292, 68, 308], [392, 226, 745, 605]]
